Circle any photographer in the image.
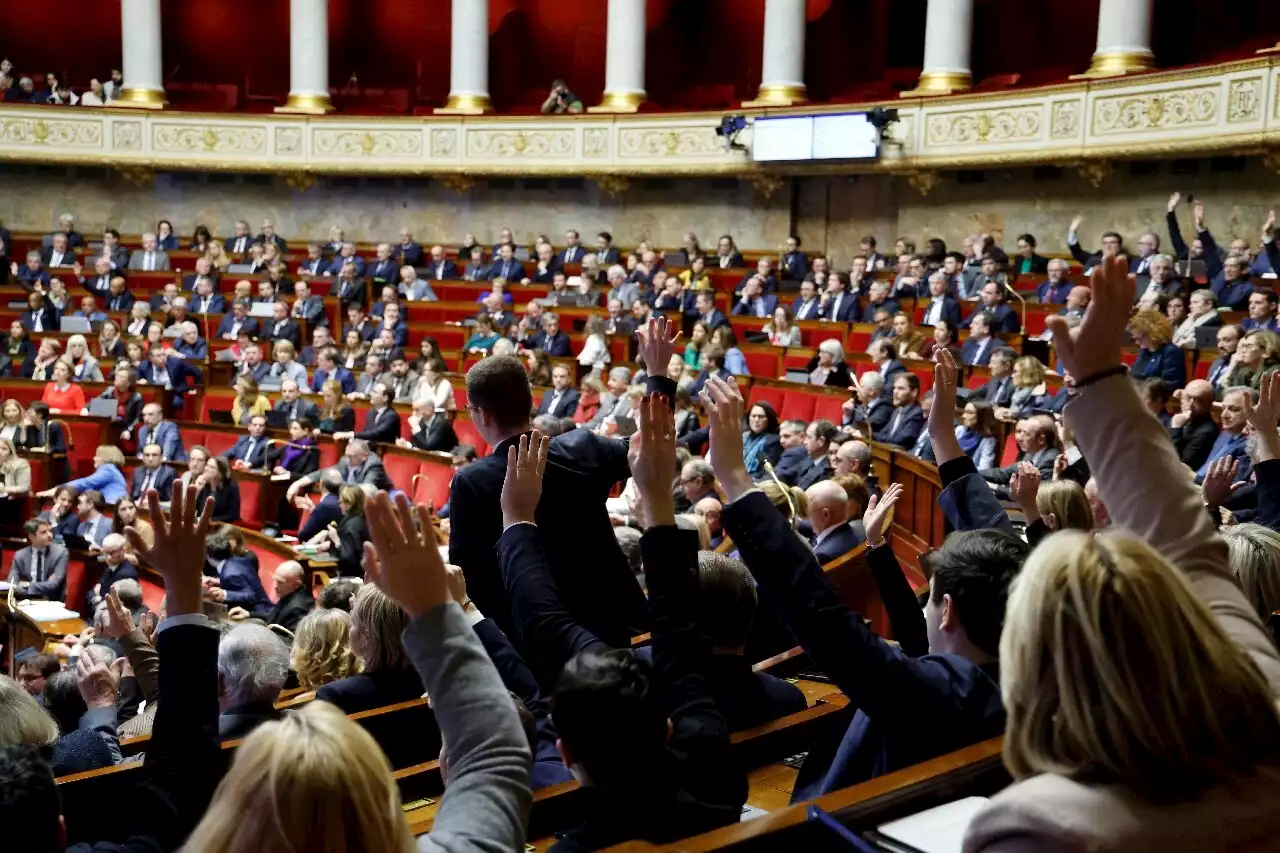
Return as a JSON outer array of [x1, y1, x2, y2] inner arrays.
[[541, 78, 583, 114]]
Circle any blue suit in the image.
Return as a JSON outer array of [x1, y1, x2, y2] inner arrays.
[[310, 366, 356, 394], [918, 296, 961, 328], [298, 492, 343, 542], [137, 420, 187, 462], [960, 336, 995, 366], [326, 255, 366, 277], [1196, 431, 1250, 484], [1241, 317, 1280, 334], [781, 251, 808, 282], [217, 556, 270, 610], [137, 356, 200, 393], [696, 310, 730, 330], [813, 521, 866, 565], [131, 465, 177, 501], [874, 402, 925, 450], [367, 259, 400, 283], [960, 303, 1019, 334], [1132, 342, 1186, 389], [216, 315, 259, 339], [731, 294, 779, 318], [223, 435, 270, 468], [488, 258, 525, 281], [190, 293, 226, 314], [820, 294, 859, 323], [1036, 280, 1073, 304], [76, 515, 113, 547]]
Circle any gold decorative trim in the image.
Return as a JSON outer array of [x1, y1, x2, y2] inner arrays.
[[434, 93, 492, 115], [743, 84, 807, 108], [276, 93, 335, 115], [589, 91, 645, 114], [594, 175, 631, 197], [438, 174, 475, 194], [1073, 50, 1156, 80], [751, 174, 785, 199], [902, 70, 972, 98], [900, 171, 940, 196], [112, 87, 166, 110], [1076, 159, 1113, 187]]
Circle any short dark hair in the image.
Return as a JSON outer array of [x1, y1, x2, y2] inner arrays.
[[466, 355, 533, 431], [924, 529, 1029, 657], [896, 373, 921, 394], [105, 228, 120, 240], [552, 648, 667, 788], [319, 578, 361, 612], [43, 670, 86, 735], [451, 444, 478, 464], [1139, 377, 1172, 406], [0, 745, 61, 852], [861, 235, 877, 248], [809, 418, 839, 444], [18, 652, 60, 680], [698, 552, 757, 650], [1017, 233, 1037, 248], [788, 235, 802, 247], [1251, 288, 1279, 307], [28, 402, 50, 421], [598, 231, 612, 244], [1101, 230, 1122, 243], [23, 519, 50, 538], [79, 490, 105, 511], [992, 346, 1018, 364]]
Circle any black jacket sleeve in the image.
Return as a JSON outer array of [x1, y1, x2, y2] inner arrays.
[[1253, 459, 1280, 532], [1167, 210, 1190, 260], [866, 544, 928, 657], [937, 456, 1015, 534]]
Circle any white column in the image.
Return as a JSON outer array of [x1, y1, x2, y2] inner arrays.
[[436, 0, 491, 114], [905, 0, 973, 96], [116, 0, 165, 109], [278, 0, 334, 113], [590, 0, 647, 113], [744, 0, 806, 107], [1079, 0, 1154, 78]]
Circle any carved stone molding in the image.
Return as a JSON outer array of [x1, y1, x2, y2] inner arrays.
[[0, 114, 102, 148], [466, 129, 575, 159], [924, 106, 1041, 147], [313, 128, 423, 158], [279, 171, 318, 192], [152, 123, 266, 155], [1092, 87, 1219, 134], [899, 171, 940, 196], [593, 175, 631, 197], [1076, 159, 1113, 187], [438, 174, 475, 194]]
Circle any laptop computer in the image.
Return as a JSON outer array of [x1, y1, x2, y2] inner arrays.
[[613, 416, 638, 436], [248, 301, 276, 318], [87, 397, 118, 418], [785, 368, 811, 384], [227, 263, 254, 274], [664, 250, 689, 267], [1194, 325, 1223, 349], [209, 409, 235, 425], [59, 316, 92, 334], [264, 410, 290, 429]]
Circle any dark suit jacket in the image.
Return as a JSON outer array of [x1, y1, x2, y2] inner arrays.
[[263, 319, 301, 348], [250, 586, 313, 633], [874, 402, 925, 450], [698, 310, 730, 330], [41, 246, 78, 267], [795, 457, 832, 490], [409, 414, 458, 452], [488, 258, 526, 281], [960, 336, 997, 366], [423, 258, 459, 280], [222, 435, 270, 468], [973, 374, 1015, 408], [537, 387, 580, 418], [1132, 342, 1187, 389], [20, 305, 58, 333], [961, 303, 1020, 334], [813, 520, 867, 565], [773, 445, 810, 485], [731, 294, 779, 317], [532, 329, 571, 357], [353, 407, 401, 445], [820, 294, 859, 323], [1171, 413, 1220, 472], [131, 465, 177, 501], [219, 702, 281, 740], [297, 491, 343, 542], [367, 259, 400, 284], [393, 242, 425, 267], [449, 399, 676, 649], [802, 356, 852, 389], [325, 255, 367, 277], [8, 543, 70, 600], [919, 296, 962, 328], [317, 666, 426, 714], [215, 315, 259, 339], [265, 440, 319, 481], [224, 235, 255, 255], [214, 555, 268, 609], [329, 277, 367, 308], [189, 293, 226, 315]]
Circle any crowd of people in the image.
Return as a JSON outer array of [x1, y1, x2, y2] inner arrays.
[[2, 188, 1280, 850]]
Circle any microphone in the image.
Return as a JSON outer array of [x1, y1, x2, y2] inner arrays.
[[1002, 280, 1027, 336]]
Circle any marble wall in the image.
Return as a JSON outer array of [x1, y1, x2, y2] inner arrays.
[[0, 170, 791, 251], [1, 163, 1276, 260]]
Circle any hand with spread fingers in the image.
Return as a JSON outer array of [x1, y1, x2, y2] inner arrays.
[[76, 653, 125, 710], [1243, 370, 1280, 464], [635, 315, 680, 377], [1043, 256, 1129, 384], [627, 394, 677, 528], [700, 375, 754, 502], [927, 348, 965, 465], [1009, 460, 1043, 524], [500, 430, 550, 530], [863, 483, 903, 549], [126, 484, 215, 618], [100, 588, 135, 639], [1201, 457, 1244, 508], [361, 491, 449, 619]]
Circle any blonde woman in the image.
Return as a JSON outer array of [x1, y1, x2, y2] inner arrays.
[[290, 608, 362, 694], [205, 241, 231, 271], [997, 356, 1048, 420], [66, 334, 104, 382], [964, 260, 1280, 851], [1222, 523, 1280, 629], [315, 584, 422, 713], [1008, 465, 1095, 548], [231, 375, 271, 425], [0, 438, 31, 498], [0, 399, 24, 443], [577, 314, 610, 371]]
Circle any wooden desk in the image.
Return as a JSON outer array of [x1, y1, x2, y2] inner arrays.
[[1, 596, 86, 675]]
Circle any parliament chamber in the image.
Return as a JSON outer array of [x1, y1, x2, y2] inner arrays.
[[4, 1, 1280, 851]]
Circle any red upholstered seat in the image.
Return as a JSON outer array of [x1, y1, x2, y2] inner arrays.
[[383, 453, 421, 494], [139, 577, 164, 612], [451, 417, 488, 456], [748, 383, 785, 411], [317, 442, 341, 470], [778, 391, 816, 423], [63, 557, 89, 615], [1000, 433, 1019, 467], [236, 476, 264, 529], [414, 461, 453, 510], [743, 349, 782, 379], [800, 326, 844, 347], [243, 543, 286, 596], [202, 432, 238, 457], [812, 394, 846, 424]]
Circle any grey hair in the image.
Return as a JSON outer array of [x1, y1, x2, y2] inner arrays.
[[346, 438, 371, 456], [491, 338, 516, 357], [1190, 288, 1217, 306], [608, 366, 632, 383], [112, 577, 143, 610], [1222, 523, 1280, 623], [1152, 253, 1174, 266], [818, 338, 846, 363], [532, 413, 563, 436], [0, 675, 58, 749], [615, 526, 643, 574], [1047, 258, 1070, 272], [218, 624, 290, 708], [859, 372, 885, 391], [682, 458, 715, 483], [607, 264, 627, 283]]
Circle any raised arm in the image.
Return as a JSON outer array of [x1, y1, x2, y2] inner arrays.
[[864, 484, 928, 657], [1066, 214, 1093, 266], [1046, 257, 1280, 692], [1194, 201, 1225, 282], [1245, 372, 1280, 533], [1166, 192, 1190, 260], [361, 492, 532, 853]]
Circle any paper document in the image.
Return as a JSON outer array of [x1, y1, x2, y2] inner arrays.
[[18, 601, 82, 621], [875, 797, 990, 853]]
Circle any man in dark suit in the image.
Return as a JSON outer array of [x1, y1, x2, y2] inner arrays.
[[449, 349, 677, 650], [1035, 259, 1073, 304], [216, 299, 259, 340], [537, 364, 579, 418], [296, 470, 345, 541], [781, 236, 808, 282], [232, 561, 313, 634], [274, 379, 319, 423], [75, 256, 116, 295], [960, 313, 997, 366], [529, 244, 563, 284], [263, 301, 301, 348], [918, 272, 962, 328], [530, 313, 572, 356], [232, 343, 272, 385], [131, 443, 178, 500], [806, 480, 867, 564], [325, 244, 366, 277], [7, 518, 69, 601], [310, 348, 357, 394], [297, 243, 327, 276], [400, 400, 458, 452], [20, 291, 58, 333], [222, 415, 271, 469], [286, 440, 393, 502], [393, 230, 424, 268], [336, 383, 400, 445], [595, 231, 620, 265], [488, 244, 525, 282], [40, 233, 77, 268], [820, 274, 860, 323], [1206, 324, 1238, 395], [189, 277, 225, 315], [423, 244, 458, 280], [843, 373, 893, 437], [960, 282, 1020, 334], [693, 290, 729, 330], [254, 218, 287, 253], [1170, 379, 1220, 472], [99, 228, 130, 271], [980, 414, 1061, 498], [225, 220, 254, 255], [771, 420, 811, 484], [969, 347, 1017, 407], [289, 280, 326, 327], [791, 420, 838, 490], [216, 622, 287, 739], [731, 277, 779, 318], [792, 279, 822, 322], [330, 263, 367, 309], [367, 244, 400, 286], [557, 229, 585, 266], [874, 374, 925, 450], [135, 403, 187, 461]]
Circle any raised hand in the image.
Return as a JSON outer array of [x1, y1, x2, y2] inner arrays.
[[500, 431, 549, 529], [627, 394, 678, 527], [1052, 452, 1069, 481], [361, 492, 449, 618], [126, 484, 215, 618], [1069, 214, 1084, 233], [1043, 256, 1128, 383], [100, 587, 135, 639], [926, 348, 964, 465], [1244, 371, 1280, 463], [700, 375, 754, 501], [1266, 209, 1277, 236], [1167, 191, 1181, 212], [444, 564, 469, 606], [635, 315, 680, 376], [1201, 456, 1244, 508], [1009, 461, 1042, 522], [76, 653, 125, 710], [863, 483, 903, 549], [1193, 200, 1206, 230]]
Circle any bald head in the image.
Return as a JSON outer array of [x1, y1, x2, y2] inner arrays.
[[833, 440, 871, 476], [272, 560, 306, 599], [1183, 379, 1214, 415], [806, 480, 850, 535]]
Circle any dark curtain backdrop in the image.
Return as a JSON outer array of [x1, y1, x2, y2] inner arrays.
[[0, 0, 1275, 109]]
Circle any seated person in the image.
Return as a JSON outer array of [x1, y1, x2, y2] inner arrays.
[[980, 415, 1061, 498], [131, 442, 177, 500], [465, 316, 501, 353], [7, 518, 69, 601], [223, 414, 271, 469]]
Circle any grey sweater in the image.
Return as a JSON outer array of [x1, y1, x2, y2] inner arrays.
[[404, 602, 533, 852]]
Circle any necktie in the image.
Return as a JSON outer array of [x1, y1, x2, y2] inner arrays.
[[35, 550, 44, 582], [33, 314, 42, 333], [347, 464, 359, 483], [245, 439, 257, 463], [145, 252, 153, 271], [831, 295, 842, 319]]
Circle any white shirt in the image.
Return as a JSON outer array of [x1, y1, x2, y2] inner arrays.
[[50, 250, 68, 266], [144, 251, 155, 271]]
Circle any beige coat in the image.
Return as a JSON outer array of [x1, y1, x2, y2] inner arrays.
[[964, 373, 1280, 852]]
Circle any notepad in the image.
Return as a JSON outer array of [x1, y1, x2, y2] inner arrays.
[[19, 601, 81, 622], [873, 797, 989, 853]]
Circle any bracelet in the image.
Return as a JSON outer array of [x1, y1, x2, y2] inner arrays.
[[1073, 365, 1128, 390]]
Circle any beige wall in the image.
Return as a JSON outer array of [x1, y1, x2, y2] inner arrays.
[[0, 171, 792, 252], [1, 163, 1276, 261]]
